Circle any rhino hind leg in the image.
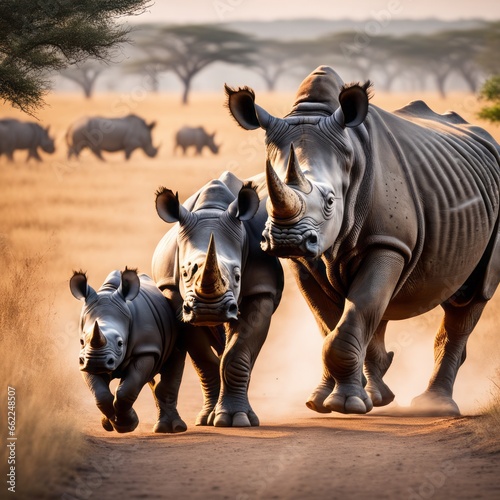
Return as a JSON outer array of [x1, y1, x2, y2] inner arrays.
[[411, 297, 487, 416], [306, 373, 335, 413]]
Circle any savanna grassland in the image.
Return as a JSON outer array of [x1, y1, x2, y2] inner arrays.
[[1, 89, 500, 499]]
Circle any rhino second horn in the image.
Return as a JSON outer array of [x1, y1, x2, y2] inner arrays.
[[195, 234, 228, 298], [284, 144, 311, 194], [90, 321, 107, 348], [266, 159, 303, 220]]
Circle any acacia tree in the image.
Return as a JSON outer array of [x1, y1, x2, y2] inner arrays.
[[59, 60, 108, 98], [135, 24, 255, 104], [0, 0, 151, 113]]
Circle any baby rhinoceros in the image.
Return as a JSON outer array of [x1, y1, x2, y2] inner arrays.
[[70, 268, 186, 434]]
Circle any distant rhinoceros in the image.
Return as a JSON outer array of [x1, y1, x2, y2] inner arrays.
[[174, 126, 220, 156], [0, 118, 55, 161], [152, 171, 283, 427], [66, 114, 159, 160], [226, 65, 500, 416], [70, 268, 187, 434]]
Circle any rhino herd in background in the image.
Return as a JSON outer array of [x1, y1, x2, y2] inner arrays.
[[0, 116, 220, 162], [68, 66, 500, 433]]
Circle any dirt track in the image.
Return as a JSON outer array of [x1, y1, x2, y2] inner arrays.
[[74, 392, 500, 500]]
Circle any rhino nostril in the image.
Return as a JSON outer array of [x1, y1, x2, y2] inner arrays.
[[192, 263, 198, 274], [308, 234, 318, 244], [183, 303, 192, 314], [106, 358, 114, 367], [228, 303, 238, 314]]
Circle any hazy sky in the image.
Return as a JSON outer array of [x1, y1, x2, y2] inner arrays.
[[129, 0, 500, 23]]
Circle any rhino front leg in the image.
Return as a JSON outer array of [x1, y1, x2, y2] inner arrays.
[[212, 293, 274, 428], [184, 325, 221, 426], [113, 355, 156, 433], [151, 345, 188, 434], [412, 298, 487, 416], [82, 372, 115, 432], [364, 320, 395, 407], [323, 250, 405, 414]]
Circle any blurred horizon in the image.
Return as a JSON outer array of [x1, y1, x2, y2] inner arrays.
[[126, 1, 500, 24]]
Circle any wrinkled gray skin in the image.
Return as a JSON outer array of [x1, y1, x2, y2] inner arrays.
[[66, 114, 159, 160], [174, 126, 220, 155], [152, 171, 283, 427], [226, 65, 500, 416], [0, 118, 55, 161], [70, 269, 187, 434]]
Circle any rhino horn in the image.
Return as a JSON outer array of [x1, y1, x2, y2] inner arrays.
[[90, 321, 107, 348], [195, 234, 227, 298], [284, 143, 311, 194], [266, 159, 303, 220]]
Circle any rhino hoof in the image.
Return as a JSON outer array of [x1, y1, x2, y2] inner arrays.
[[213, 412, 232, 427], [101, 416, 114, 432], [154, 418, 187, 434], [366, 380, 395, 407], [324, 394, 371, 414], [232, 412, 251, 427], [306, 397, 332, 414], [411, 392, 461, 416]]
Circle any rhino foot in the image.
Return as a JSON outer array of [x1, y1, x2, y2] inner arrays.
[[306, 386, 334, 414], [101, 416, 114, 432], [411, 391, 461, 416], [212, 410, 259, 427], [365, 378, 395, 407], [195, 407, 215, 426], [113, 408, 139, 433], [323, 383, 373, 414], [154, 417, 187, 434]]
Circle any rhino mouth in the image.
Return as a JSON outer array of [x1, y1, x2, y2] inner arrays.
[[182, 292, 239, 326], [261, 226, 320, 259], [80, 353, 117, 374]]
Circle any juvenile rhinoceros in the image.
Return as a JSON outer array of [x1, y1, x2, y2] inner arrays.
[[152, 171, 283, 427], [226, 65, 500, 416], [174, 126, 220, 156], [0, 118, 55, 161], [70, 268, 186, 433], [66, 114, 159, 160]]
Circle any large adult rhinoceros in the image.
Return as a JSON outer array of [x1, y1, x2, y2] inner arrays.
[[225, 65, 500, 416], [174, 126, 220, 156], [0, 118, 55, 161], [70, 268, 186, 434], [152, 171, 284, 427], [66, 114, 159, 160]]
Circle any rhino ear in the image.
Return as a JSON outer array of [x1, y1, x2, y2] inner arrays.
[[119, 267, 140, 301], [334, 81, 372, 128], [70, 271, 90, 301], [224, 84, 273, 130], [148, 121, 156, 130], [228, 185, 260, 221], [155, 187, 192, 224]]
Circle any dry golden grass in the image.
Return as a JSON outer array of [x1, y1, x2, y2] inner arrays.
[[0, 88, 499, 495]]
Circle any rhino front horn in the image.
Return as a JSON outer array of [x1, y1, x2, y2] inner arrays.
[[195, 234, 227, 299], [90, 321, 107, 348], [284, 144, 311, 194], [266, 159, 303, 221]]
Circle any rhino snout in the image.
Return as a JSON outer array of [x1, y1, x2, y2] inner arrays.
[[182, 294, 239, 325], [261, 226, 320, 259], [80, 356, 117, 374]]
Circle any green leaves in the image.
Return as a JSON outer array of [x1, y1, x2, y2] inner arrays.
[[0, 0, 151, 113]]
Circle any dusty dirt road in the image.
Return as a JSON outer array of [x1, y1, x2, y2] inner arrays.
[[73, 387, 500, 500]]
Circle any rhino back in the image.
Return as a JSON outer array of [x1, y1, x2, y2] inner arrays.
[[356, 105, 500, 308], [0, 119, 38, 149]]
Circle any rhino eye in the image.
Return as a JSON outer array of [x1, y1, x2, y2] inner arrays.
[[235, 274, 240, 283], [326, 194, 335, 206], [118, 340, 123, 348], [182, 270, 188, 278], [80, 338, 85, 346]]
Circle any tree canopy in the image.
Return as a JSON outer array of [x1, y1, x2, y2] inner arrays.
[[0, 0, 151, 113]]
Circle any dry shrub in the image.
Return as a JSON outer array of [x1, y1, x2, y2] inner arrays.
[[0, 240, 84, 498], [470, 368, 500, 453]]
